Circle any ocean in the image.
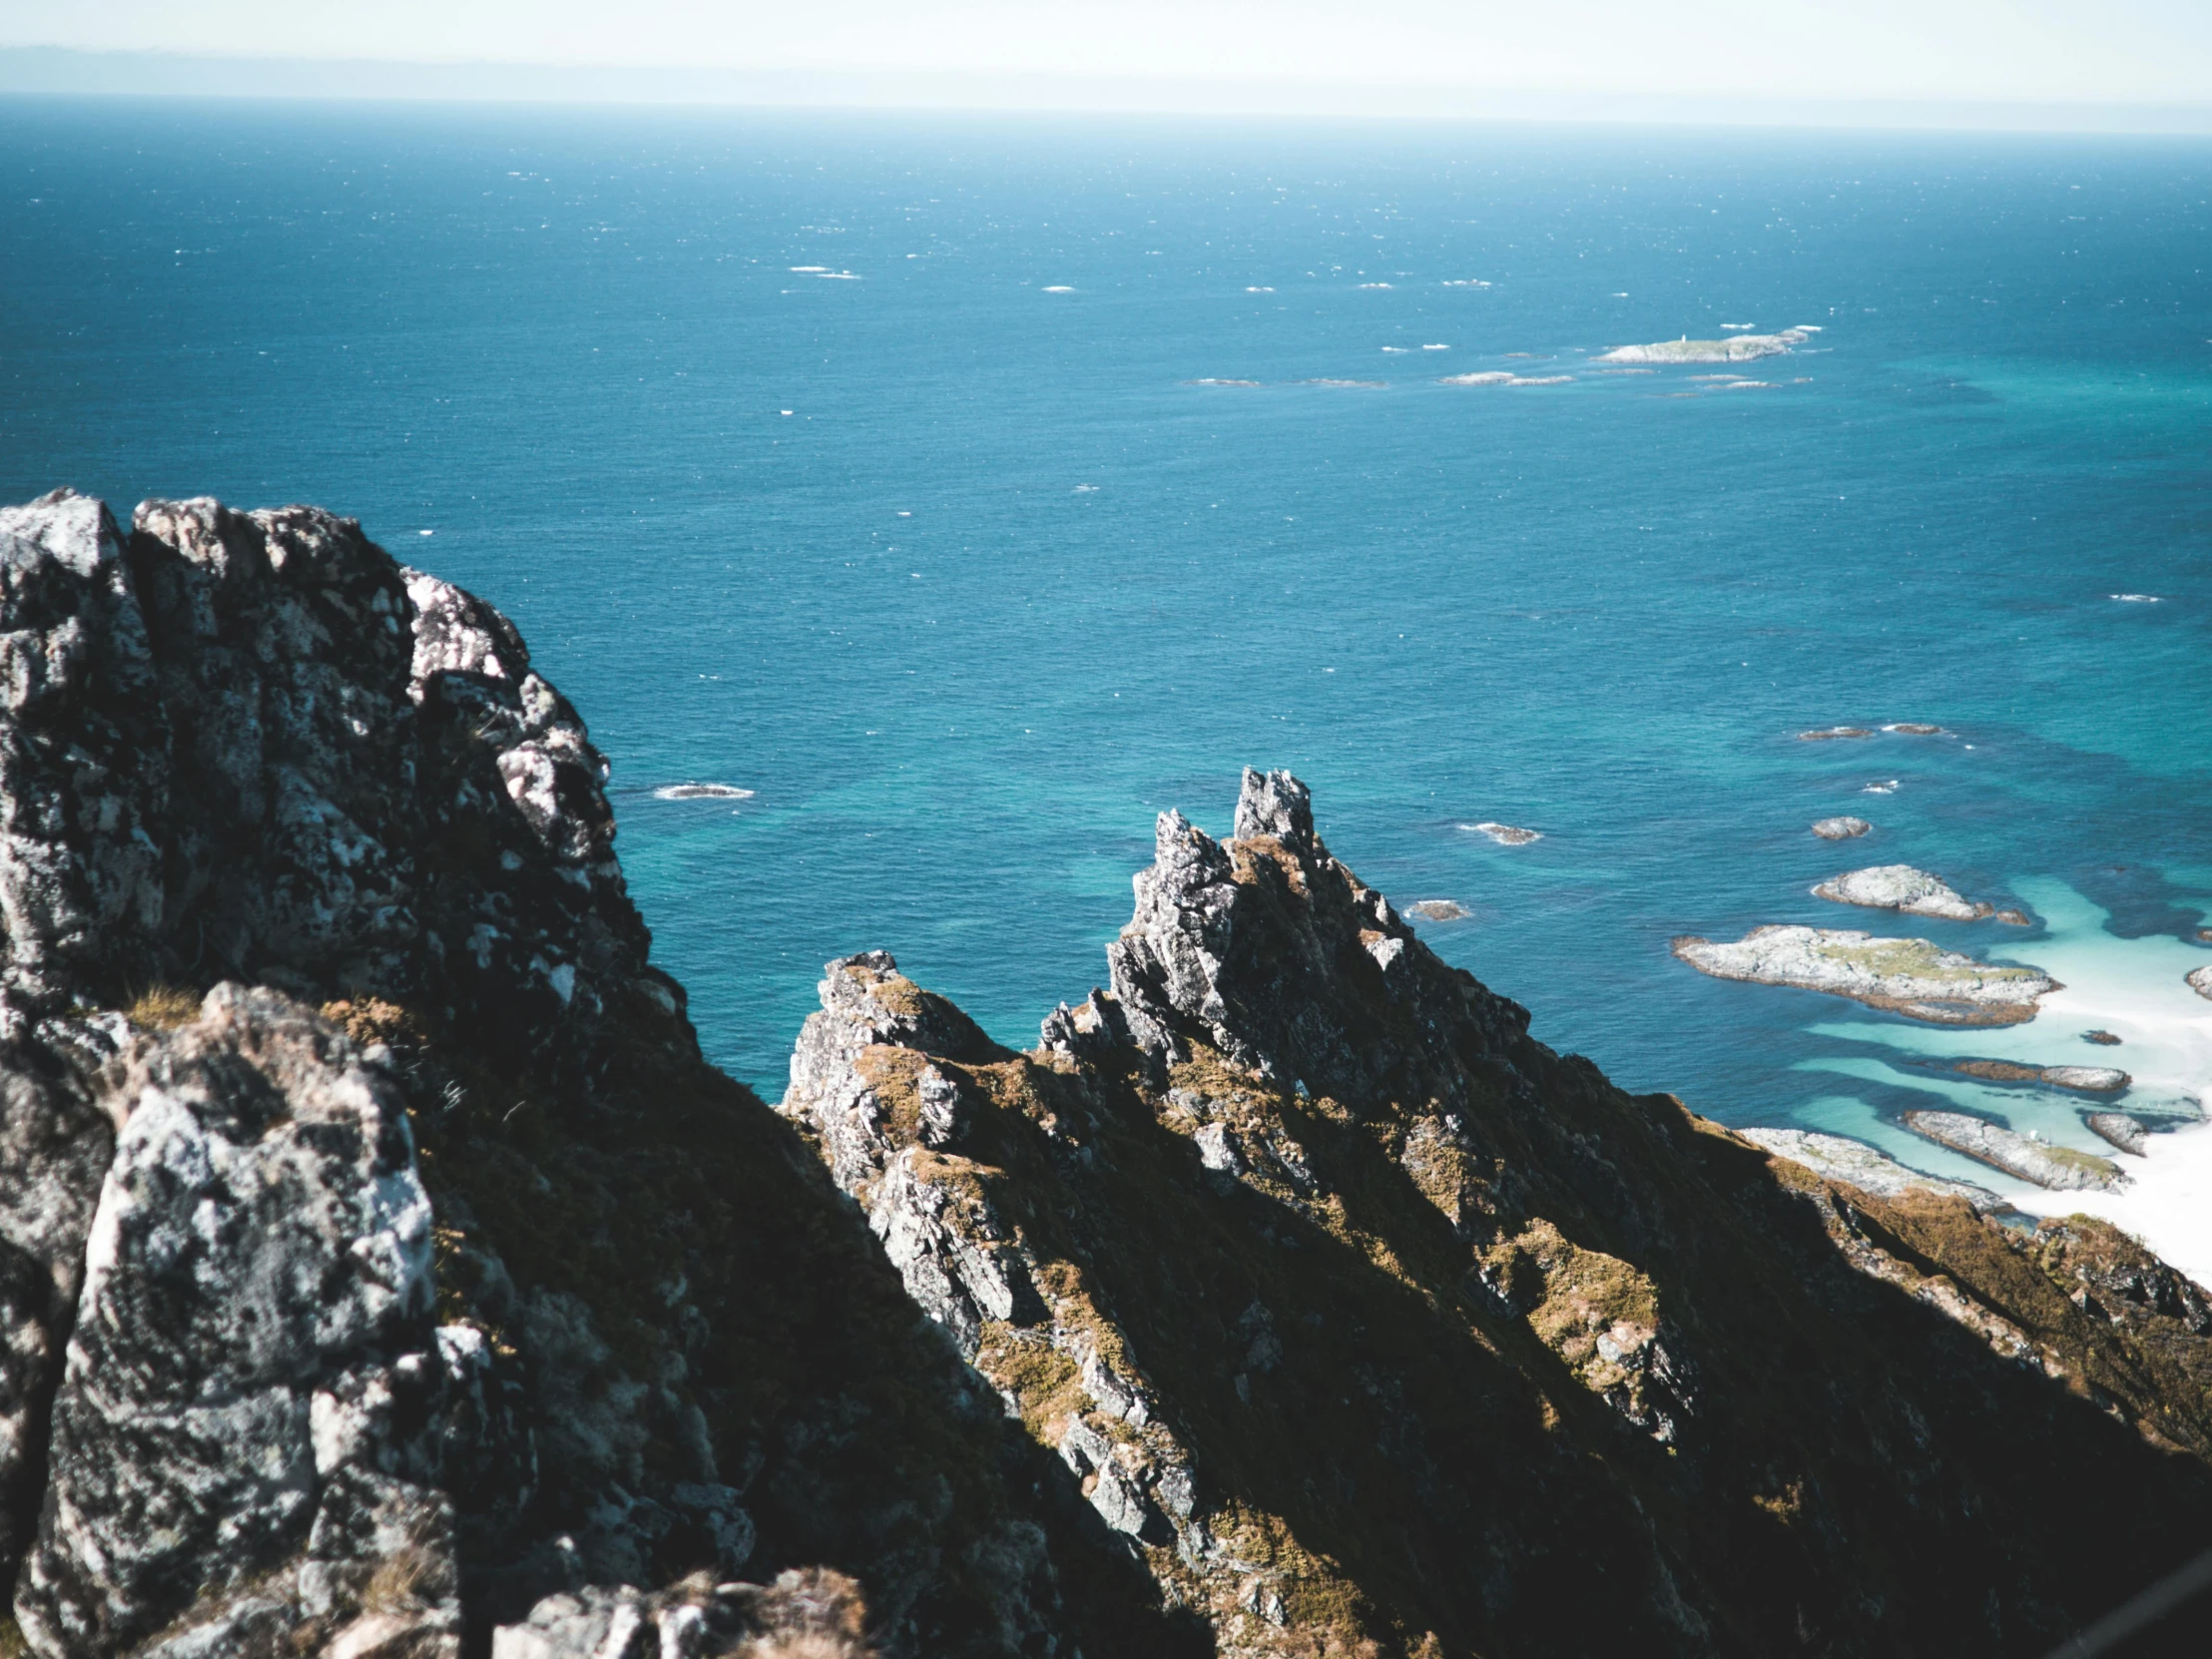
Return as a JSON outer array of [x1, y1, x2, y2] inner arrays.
[[4, 97, 2208, 1263]]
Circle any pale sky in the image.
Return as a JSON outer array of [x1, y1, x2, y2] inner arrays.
[[7, 1, 2212, 112]]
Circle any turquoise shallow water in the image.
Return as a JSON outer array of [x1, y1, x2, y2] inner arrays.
[[3, 99, 2208, 1145]]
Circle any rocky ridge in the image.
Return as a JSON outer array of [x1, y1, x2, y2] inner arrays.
[[0, 491, 2210, 1657]]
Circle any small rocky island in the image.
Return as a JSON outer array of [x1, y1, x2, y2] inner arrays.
[[1408, 898, 1469, 920], [1598, 328, 1809, 363], [1902, 1111, 2128, 1192], [1814, 864, 1993, 921], [2191, 964, 2212, 1000], [1813, 817, 1873, 839], [2088, 1114, 2150, 1156], [1672, 925, 2056, 1023], [1954, 1060, 2129, 1093]]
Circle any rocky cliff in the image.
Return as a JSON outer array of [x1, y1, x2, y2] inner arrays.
[[0, 489, 2208, 1658]]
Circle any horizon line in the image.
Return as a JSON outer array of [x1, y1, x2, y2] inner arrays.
[[5, 45, 2212, 137]]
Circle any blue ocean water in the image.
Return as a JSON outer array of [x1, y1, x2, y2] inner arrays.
[[3, 98, 2208, 1140]]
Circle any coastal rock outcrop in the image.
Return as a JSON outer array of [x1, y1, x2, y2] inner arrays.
[[785, 766, 2212, 1656], [1736, 1127, 1998, 1209], [1671, 925, 2055, 1024], [5, 490, 2212, 1659], [0, 492, 1133, 1658], [2190, 964, 2212, 1001], [1902, 1111, 2127, 1192], [1813, 864, 1992, 921], [1811, 817, 1871, 839]]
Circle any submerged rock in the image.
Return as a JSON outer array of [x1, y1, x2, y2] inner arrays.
[[1408, 898, 1468, 920], [1813, 864, 1993, 921], [1738, 1127, 1998, 1209], [2087, 1114, 2148, 1157], [1885, 723, 1944, 735], [1798, 726, 1875, 741], [2084, 1030, 2123, 1046], [1462, 821, 1541, 845], [1902, 1111, 2128, 1192], [1812, 817, 1873, 839], [1672, 925, 2056, 1024]]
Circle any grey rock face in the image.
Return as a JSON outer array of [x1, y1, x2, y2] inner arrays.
[[15, 985, 454, 1657], [492, 1567, 870, 1659], [0, 492, 702, 1646], [1812, 817, 1872, 839], [1109, 766, 1531, 1110]]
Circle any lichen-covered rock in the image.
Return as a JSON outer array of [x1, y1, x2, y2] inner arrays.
[[14, 985, 454, 1658], [792, 768, 2212, 1657], [492, 1566, 871, 1659]]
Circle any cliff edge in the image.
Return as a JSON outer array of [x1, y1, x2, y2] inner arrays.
[[0, 491, 2208, 1657]]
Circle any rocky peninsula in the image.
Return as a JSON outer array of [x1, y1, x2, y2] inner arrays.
[[0, 488, 2210, 1658], [1813, 864, 1992, 921], [1902, 1111, 2128, 1193], [1672, 925, 2056, 1023]]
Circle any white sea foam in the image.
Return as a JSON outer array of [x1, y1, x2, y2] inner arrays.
[[1245, 285, 1275, 292], [1074, 484, 1099, 492], [1421, 343, 1449, 350], [789, 266, 829, 273], [1441, 279, 1491, 287], [1863, 780, 1900, 794], [1042, 285, 1074, 292], [1721, 322, 1756, 329], [1358, 282, 1393, 289], [1792, 879, 2212, 1286], [2109, 593, 2163, 603], [655, 783, 755, 802]]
